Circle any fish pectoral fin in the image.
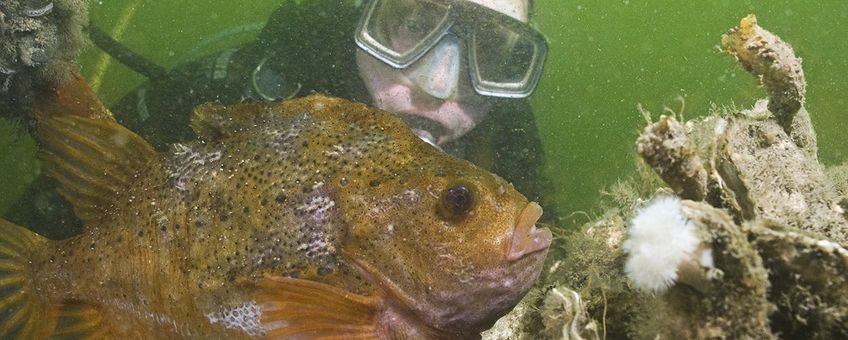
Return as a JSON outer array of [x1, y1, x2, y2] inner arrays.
[[52, 301, 113, 339], [31, 73, 113, 123], [38, 114, 157, 227], [32, 74, 157, 228], [255, 276, 384, 339]]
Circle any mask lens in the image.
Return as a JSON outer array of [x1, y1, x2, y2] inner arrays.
[[470, 22, 546, 98], [360, 0, 450, 67]]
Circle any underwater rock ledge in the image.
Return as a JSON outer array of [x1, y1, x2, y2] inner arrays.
[[486, 15, 848, 340]]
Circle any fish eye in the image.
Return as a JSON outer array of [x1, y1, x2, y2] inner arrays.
[[442, 183, 474, 217]]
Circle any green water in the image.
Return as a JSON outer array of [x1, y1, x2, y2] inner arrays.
[[1, 0, 846, 226], [532, 1, 847, 221]]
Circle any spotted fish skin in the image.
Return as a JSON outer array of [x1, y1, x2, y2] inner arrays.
[[19, 95, 550, 338]]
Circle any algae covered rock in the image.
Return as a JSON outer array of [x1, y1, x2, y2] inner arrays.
[[624, 14, 848, 339], [712, 102, 846, 243], [749, 222, 848, 338], [637, 15, 846, 243], [486, 15, 847, 339], [721, 15, 812, 151], [635, 115, 707, 201], [1, 0, 89, 114], [627, 199, 774, 339]]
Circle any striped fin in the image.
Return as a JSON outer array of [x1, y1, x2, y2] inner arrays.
[[38, 115, 157, 227], [255, 276, 382, 339], [50, 302, 112, 339], [0, 219, 54, 339]]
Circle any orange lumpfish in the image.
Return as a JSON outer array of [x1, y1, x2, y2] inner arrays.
[[0, 94, 551, 338]]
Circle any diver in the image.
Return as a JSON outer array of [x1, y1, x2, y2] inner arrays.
[[7, 0, 558, 236]]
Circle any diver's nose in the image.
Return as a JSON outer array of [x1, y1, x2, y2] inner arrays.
[[408, 34, 461, 100]]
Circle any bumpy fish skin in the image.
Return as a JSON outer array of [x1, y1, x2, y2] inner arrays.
[[23, 95, 549, 338]]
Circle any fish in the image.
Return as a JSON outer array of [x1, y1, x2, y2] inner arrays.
[[0, 92, 552, 338]]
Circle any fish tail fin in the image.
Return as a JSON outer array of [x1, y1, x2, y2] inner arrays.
[[0, 219, 113, 339], [0, 219, 56, 339]]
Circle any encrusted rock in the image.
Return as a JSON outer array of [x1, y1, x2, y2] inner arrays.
[[713, 104, 847, 243], [627, 200, 775, 339], [540, 15, 846, 340], [721, 15, 807, 140], [636, 115, 707, 201], [641, 15, 848, 244], [1, 0, 89, 118], [748, 221, 848, 339]]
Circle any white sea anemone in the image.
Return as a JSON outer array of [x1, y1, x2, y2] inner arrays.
[[623, 196, 701, 293]]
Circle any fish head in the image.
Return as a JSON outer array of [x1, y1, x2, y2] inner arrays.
[[340, 147, 552, 335]]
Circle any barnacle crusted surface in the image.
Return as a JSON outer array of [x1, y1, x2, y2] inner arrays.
[[636, 115, 707, 201], [715, 103, 847, 243], [0, 0, 88, 112], [641, 15, 846, 244], [654, 200, 772, 339], [749, 222, 848, 339], [721, 14, 816, 158], [487, 15, 847, 339]]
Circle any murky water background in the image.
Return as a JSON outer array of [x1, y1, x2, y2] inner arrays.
[[1, 0, 846, 226]]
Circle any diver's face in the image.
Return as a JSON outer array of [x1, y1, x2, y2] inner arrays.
[[356, 0, 530, 146]]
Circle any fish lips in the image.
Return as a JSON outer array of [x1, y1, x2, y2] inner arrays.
[[506, 202, 552, 261]]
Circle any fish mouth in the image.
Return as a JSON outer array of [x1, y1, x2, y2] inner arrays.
[[506, 202, 552, 261]]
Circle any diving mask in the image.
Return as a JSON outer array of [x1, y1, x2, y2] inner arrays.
[[355, 0, 548, 98]]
